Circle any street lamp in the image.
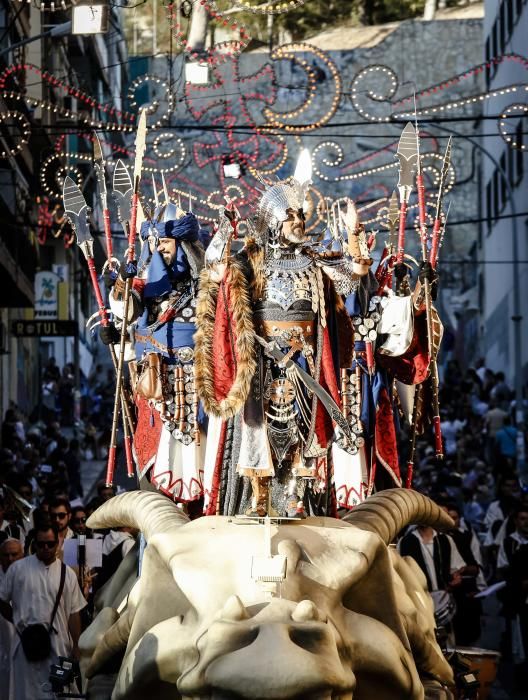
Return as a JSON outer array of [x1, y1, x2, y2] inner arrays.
[[71, 3, 109, 35]]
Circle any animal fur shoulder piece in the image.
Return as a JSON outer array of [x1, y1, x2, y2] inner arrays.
[[194, 260, 257, 419]]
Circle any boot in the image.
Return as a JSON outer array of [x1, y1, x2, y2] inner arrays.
[[246, 476, 270, 517]]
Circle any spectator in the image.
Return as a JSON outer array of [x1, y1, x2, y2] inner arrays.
[[1, 409, 25, 452], [490, 371, 512, 409], [95, 526, 138, 592], [497, 504, 528, 682], [484, 399, 508, 464], [49, 497, 74, 548], [70, 507, 88, 537], [399, 522, 467, 642], [483, 475, 520, 547], [58, 364, 75, 427], [41, 377, 59, 424], [444, 502, 485, 645], [64, 439, 83, 499], [0, 497, 7, 535], [97, 480, 116, 503], [0, 539, 23, 700], [43, 356, 60, 382], [440, 410, 465, 457], [0, 523, 86, 699], [0, 538, 23, 580], [494, 416, 518, 468]]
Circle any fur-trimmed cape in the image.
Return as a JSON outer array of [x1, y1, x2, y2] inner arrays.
[[194, 259, 257, 419]]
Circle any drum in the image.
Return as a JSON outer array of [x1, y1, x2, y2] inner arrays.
[[454, 647, 500, 699]]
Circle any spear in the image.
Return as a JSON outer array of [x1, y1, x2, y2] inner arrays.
[[93, 137, 136, 468], [107, 109, 147, 488], [62, 177, 135, 478], [395, 122, 419, 266], [430, 138, 452, 269], [93, 133, 117, 268]]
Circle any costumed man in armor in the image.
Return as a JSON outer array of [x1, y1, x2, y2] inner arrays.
[[195, 151, 373, 517], [101, 203, 206, 503], [331, 200, 440, 508]]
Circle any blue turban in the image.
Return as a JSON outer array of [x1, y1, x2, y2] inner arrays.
[[139, 212, 200, 243]]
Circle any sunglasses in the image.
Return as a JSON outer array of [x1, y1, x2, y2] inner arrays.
[[73, 517, 86, 524], [50, 512, 68, 520], [35, 540, 57, 549]]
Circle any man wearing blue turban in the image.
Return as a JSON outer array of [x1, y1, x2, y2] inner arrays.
[[102, 207, 206, 505]]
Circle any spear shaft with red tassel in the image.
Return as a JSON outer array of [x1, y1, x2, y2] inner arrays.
[[107, 110, 147, 487], [93, 134, 135, 478]]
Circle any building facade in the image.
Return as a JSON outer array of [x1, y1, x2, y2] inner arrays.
[[481, 0, 527, 386], [0, 1, 129, 424]]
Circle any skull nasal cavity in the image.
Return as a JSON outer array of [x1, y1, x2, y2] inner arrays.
[[288, 626, 326, 653]]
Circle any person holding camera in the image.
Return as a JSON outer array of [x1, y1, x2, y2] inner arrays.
[[0, 523, 86, 699]]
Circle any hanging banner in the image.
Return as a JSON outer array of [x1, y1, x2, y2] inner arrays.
[[34, 270, 61, 319]]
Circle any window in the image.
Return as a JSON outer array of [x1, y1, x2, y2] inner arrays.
[[500, 152, 507, 209], [515, 0, 523, 25], [507, 144, 514, 184], [499, 3, 506, 52], [506, 0, 514, 35], [514, 121, 524, 186], [485, 36, 491, 86], [491, 23, 498, 59], [493, 170, 500, 218], [486, 179, 495, 234]]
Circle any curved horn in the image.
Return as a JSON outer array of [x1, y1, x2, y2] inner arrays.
[[342, 489, 454, 544], [87, 491, 189, 540]]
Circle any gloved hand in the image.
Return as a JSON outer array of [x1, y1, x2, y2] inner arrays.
[[394, 263, 408, 281], [103, 268, 118, 290], [419, 262, 440, 300], [120, 258, 137, 280], [419, 261, 436, 283], [99, 322, 120, 345]]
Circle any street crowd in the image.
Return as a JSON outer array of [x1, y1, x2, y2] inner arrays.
[[0, 356, 526, 697], [0, 357, 136, 699]]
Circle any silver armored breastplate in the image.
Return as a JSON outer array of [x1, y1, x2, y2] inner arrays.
[[262, 253, 325, 323]]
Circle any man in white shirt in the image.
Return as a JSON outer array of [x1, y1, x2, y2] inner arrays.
[[0, 524, 86, 700], [439, 411, 465, 456], [399, 525, 466, 591], [49, 497, 75, 549]]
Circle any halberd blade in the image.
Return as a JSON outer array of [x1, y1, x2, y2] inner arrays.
[[62, 176, 91, 245], [396, 122, 419, 190], [112, 159, 133, 224], [113, 159, 133, 196]]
